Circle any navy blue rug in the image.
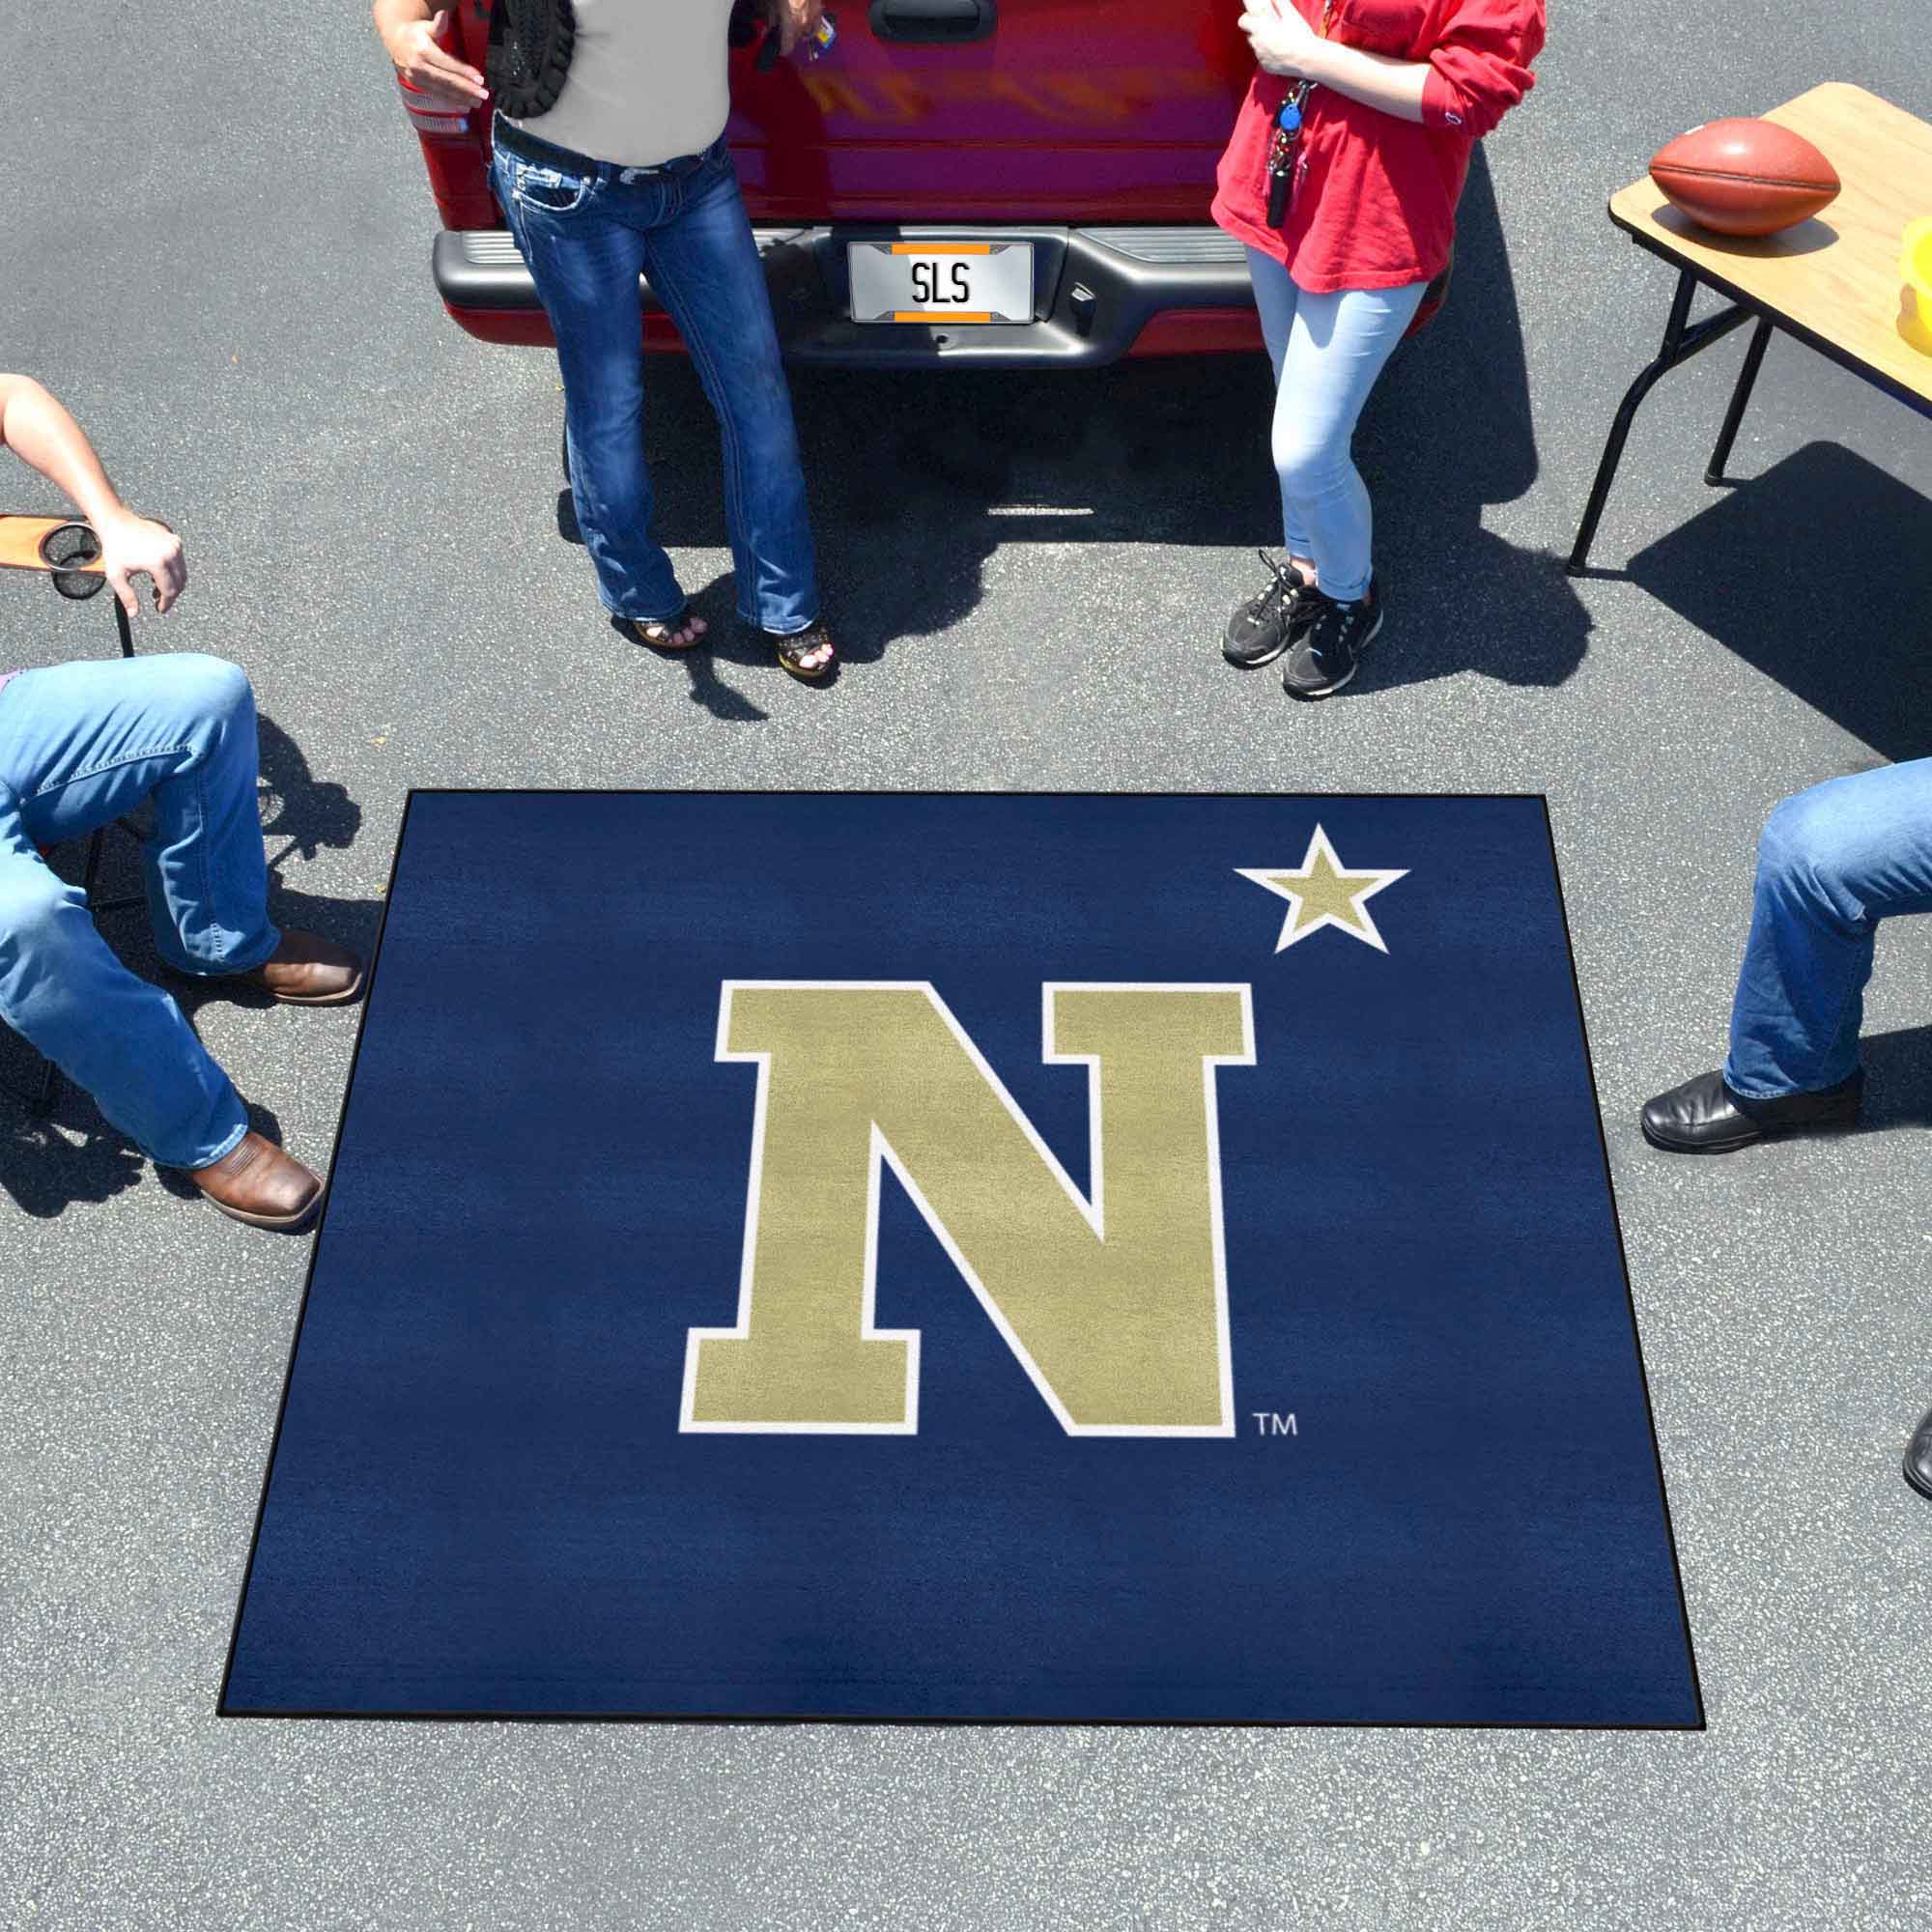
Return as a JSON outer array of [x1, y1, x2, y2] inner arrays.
[[222, 792, 1700, 1726]]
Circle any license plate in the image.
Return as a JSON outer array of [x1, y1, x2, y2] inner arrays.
[[847, 241, 1034, 325]]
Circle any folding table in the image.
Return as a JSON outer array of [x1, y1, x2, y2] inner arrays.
[[1569, 82, 1932, 575]]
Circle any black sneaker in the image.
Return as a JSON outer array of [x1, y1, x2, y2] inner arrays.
[[1222, 551, 1318, 668], [1282, 577, 1382, 700]]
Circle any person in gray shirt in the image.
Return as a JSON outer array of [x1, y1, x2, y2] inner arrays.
[[377, 0, 837, 680]]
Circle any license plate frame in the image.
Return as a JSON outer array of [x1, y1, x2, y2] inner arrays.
[[846, 241, 1035, 326]]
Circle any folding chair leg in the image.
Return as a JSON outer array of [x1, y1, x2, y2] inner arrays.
[[88, 593, 145, 912], [30, 1050, 62, 1116]]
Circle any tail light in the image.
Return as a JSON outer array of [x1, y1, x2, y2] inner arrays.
[[397, 8, 479, 138]]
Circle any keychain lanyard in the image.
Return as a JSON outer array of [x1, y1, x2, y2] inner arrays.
[[1264, 0, 1337, 226]]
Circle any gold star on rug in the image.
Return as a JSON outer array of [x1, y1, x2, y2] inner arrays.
[[1236, 827, 1408, 954]]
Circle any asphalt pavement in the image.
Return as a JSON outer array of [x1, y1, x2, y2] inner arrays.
[[3, 1, 1929, 1926]]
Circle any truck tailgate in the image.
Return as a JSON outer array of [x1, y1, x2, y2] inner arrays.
[[726, 0, 1252, 224]]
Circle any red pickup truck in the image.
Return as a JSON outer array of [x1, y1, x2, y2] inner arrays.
[[407, 0, 1307, 367]]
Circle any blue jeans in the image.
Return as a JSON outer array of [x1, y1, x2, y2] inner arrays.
[[0, 655, 277, 1168], [491, 123, 820, 635], [1725, 759, 1932, 1098], [1245, 250, 1428, 604]]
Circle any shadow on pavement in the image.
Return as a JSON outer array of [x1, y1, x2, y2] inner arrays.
[[0, 1077, 295, 1221], [1351, 144, 1592, 697], [0, 713, 377, 1220], [589, 342, 1284, 678], [584, 145, 1585, 696], [0, 1109, 147, 1217], [1624, 441, 1932, 763], [650, 598, 779, 721], [258, 712, 362, 868], [1857, 1023, 1932, 1132], [562, 492, 778, 721]]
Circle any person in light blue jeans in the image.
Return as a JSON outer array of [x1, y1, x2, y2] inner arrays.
[[1641, 758, 1932, 1155], [1220, 256, 1428, 696], [1211, 0, 1543, 698], [1, 373, 361, 1230], [490, 123, 837, 682]]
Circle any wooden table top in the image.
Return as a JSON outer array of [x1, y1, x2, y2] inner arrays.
[[1609, 82, 1932, 412], [0, 515, 103, 576]]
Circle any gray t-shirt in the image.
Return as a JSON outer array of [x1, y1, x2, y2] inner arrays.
[[505, 0, 740, 169]]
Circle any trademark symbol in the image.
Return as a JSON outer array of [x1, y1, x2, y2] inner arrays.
[[1251, 1410, 1297, 1437]]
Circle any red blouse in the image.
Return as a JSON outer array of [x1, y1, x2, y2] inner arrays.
[[1210, 0, 1546, 294]]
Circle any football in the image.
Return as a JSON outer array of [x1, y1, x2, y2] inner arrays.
[[1649, 118, 1841, 237]]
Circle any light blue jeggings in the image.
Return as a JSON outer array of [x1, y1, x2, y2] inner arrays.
[[1246, 247, 1429, 604], [0, 654, 276, 1168], [492, 122, 820, 637], [1724, 758, 1932, 1099]]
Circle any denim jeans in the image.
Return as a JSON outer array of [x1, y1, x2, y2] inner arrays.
[[1725, 758, 1932, 1098], [0, 654, 277, 1167], [491, 121, 820, 636], [1245, 249, 1428, 604]]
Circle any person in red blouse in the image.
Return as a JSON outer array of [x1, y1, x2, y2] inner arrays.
[[1212, 0, 1546, 697]]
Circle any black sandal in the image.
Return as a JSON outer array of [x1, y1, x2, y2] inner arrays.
[[766, 618, 838, 683], [625, 604, 707, 652]]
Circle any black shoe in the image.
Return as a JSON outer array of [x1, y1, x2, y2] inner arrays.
[[1903, 1407, 1932, 1500], [1282, 577, 1382, 699], [1223, 552, 1318, 668], [1638, 1066, 1863, 1153]]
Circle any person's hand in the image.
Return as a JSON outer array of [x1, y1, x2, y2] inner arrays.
[[769, 0, 826, 58], [1237, 0, 1326, 80], [383, 7, 489, 110], [97, 512, 185, 617]]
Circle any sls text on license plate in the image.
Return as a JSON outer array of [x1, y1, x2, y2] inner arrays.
[[847, 242, 1034, 325]]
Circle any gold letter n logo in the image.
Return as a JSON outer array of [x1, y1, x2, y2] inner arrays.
[[680, 982, 1255, 1437]]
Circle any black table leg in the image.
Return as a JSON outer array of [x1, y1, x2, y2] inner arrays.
[[1566, 269, 1757, 576], [1705, 317, 1775, 485]]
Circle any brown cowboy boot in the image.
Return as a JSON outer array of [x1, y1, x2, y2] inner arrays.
[[241, 929, 365, 1006], [190, 1132, 324, 1231]]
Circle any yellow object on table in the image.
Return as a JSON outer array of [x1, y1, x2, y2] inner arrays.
[[1902, 217, 1932, 355]]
